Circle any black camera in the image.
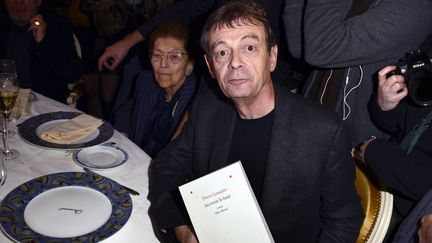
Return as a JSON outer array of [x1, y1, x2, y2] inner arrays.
[[392, 49, 432, 106]]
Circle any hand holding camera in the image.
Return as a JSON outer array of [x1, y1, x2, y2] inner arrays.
[[378, 66, 408, 111]]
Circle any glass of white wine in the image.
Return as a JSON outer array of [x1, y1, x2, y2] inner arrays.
[[0, 73, 19, 159], [5, 99, 21, 137]]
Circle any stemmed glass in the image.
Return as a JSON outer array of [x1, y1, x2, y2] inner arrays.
[[0, 73, 20, 159], [5, 99, 22, 137], [0, 155, 6, 186], [0, 59, 17, 138]]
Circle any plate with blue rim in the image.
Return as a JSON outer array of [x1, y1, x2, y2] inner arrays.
[[17, 111, 114, 150], [0, 172, 133, 242]]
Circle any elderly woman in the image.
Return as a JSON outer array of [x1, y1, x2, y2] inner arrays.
[[113, 22, 197, 158]]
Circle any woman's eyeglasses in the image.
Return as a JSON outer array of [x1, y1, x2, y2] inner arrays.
[[150, 50, 188, 64]]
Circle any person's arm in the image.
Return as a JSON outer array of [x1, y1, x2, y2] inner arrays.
[[359, 65, 407, 162], [303, 0, 432, 67], [147, 88, 203, 234], [98, 0, 215, 71], [97, 31, 143, 71], [283, 0, 305, 59], [319, 122, 364, 242], [30, 11, 82, 84], [363, 138, 426, 201], [368, 65, 407, 134]]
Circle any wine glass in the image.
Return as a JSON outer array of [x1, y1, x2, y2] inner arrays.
[[0, 98, 21, 137], [7, 99, 21, 137], [0, 155, 6, 186], [0, 73, 19, 159]]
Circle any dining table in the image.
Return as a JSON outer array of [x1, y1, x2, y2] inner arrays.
[[0, 92, 159, 242]]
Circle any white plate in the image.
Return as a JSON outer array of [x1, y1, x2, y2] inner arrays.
[[24, 186, 112, 238], [36, 119, 99, 144], [73, 144, 128, 170]]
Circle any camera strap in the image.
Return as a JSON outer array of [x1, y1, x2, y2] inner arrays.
[[400, 110, 432, 154]]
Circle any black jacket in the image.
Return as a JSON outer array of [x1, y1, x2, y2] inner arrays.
[[148, 83, 364, 242]]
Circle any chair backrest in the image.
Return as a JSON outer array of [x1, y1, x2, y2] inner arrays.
[[354, 155, 393, 243]]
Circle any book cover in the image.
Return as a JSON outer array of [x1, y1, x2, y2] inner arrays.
[[179, 161, 274, 243]]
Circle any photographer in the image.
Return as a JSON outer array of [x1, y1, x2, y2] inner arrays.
[[360, 64, 432, 239]]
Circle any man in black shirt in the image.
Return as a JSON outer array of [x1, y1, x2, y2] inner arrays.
[[148, 1, 363, 242]]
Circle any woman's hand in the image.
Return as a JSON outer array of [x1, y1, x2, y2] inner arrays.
[[376, 65, 408, 111]]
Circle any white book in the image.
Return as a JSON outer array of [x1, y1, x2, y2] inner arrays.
[[179, 161, 274, 243]]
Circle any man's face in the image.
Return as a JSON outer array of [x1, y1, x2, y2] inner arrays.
[[205, 22, 277, 101], [4, 0, 41, 26]]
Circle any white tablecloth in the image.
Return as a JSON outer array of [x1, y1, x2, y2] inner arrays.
[[0, 93, 159, 243]]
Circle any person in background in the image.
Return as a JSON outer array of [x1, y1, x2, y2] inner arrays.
[[284, 0, 432, 146], [0, 0, 82, 103], [148, 1, 363, 242], [112, 22, 197, 158], [97, 0, 302, 92], [360, 65, 432, 241]]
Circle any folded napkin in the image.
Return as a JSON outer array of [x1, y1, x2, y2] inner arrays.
[[40, 114, 103, 144], [18, 89, 31, 116]]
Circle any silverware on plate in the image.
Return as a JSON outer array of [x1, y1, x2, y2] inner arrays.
[[83, 167, 140, 196]]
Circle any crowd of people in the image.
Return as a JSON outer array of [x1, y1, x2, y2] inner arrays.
[[1, 0, 432, 242]]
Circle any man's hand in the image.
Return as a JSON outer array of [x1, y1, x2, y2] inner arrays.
[[28, 14, 46, 43], [97, 31, 144, 71], [175, 225, 199, 243], [376, 65, 408, 111], [419, 214, 432, 243]]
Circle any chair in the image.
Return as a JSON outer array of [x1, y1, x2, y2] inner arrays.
[[353, 150, 393, 243]]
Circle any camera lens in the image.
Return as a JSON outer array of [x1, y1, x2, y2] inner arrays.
[[409, 73, 432, 106]]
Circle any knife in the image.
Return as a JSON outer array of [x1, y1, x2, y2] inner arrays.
[[83, 167, 140, 196]]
